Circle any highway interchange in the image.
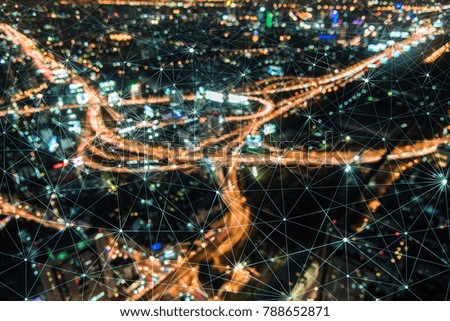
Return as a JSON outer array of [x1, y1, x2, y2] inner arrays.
[[0, 16, 448, 300]]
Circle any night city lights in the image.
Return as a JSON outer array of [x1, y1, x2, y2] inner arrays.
[[0, 0, 449, 319]]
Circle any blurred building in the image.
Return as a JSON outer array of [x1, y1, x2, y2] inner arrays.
[[39, 237, 115, 301]]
